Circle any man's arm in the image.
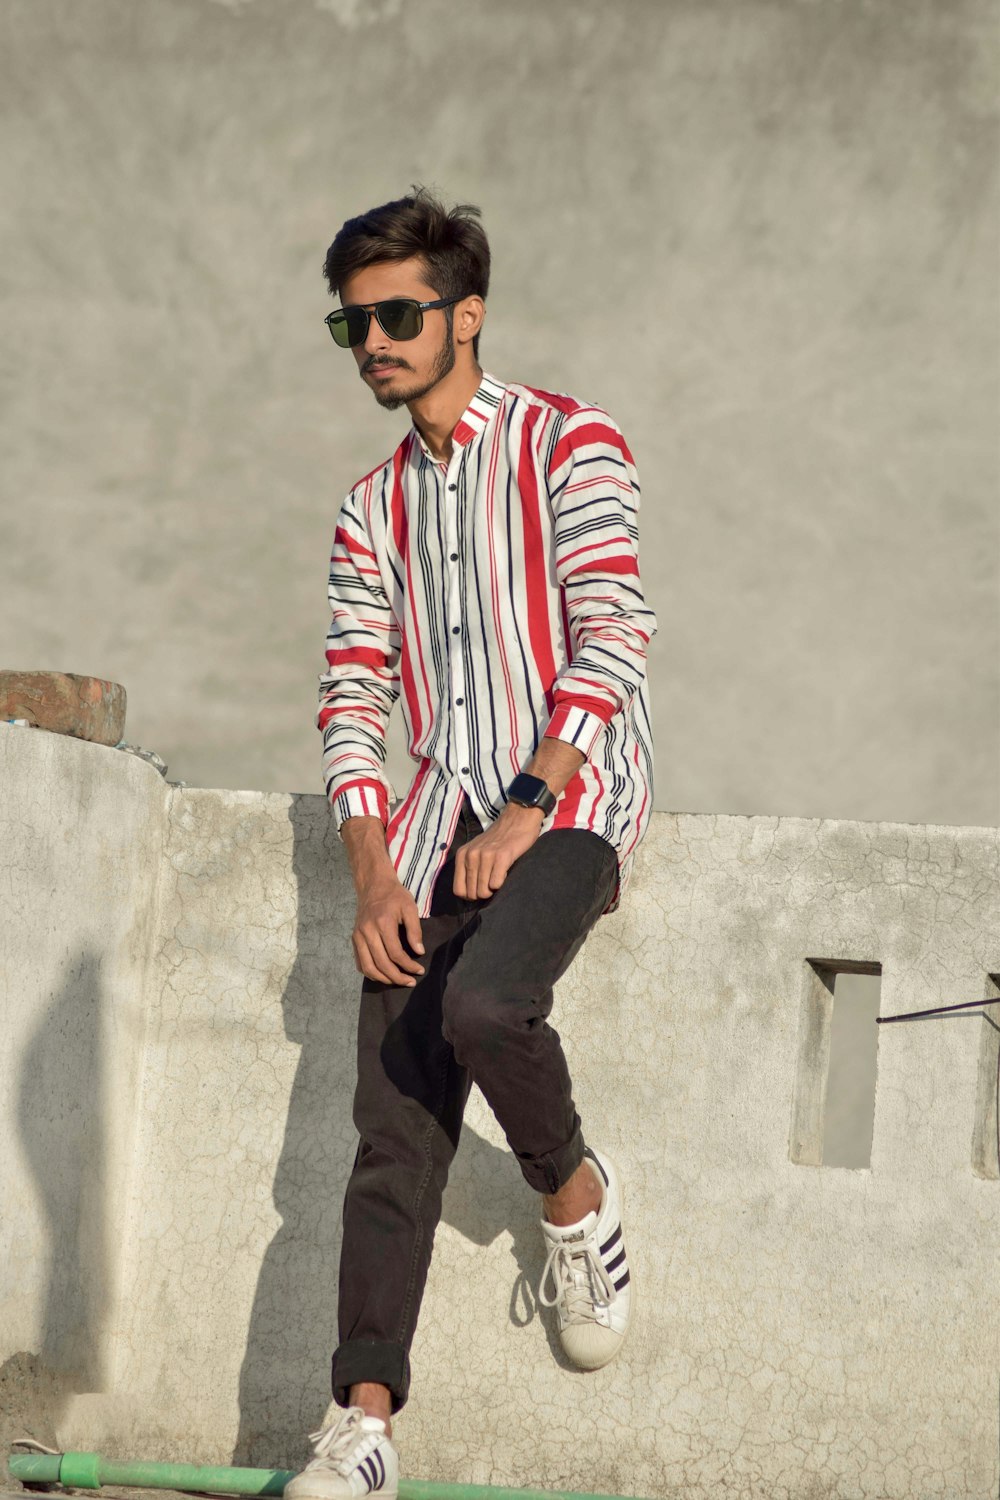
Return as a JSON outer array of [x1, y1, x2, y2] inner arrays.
[[319, 489, 400, 823], [453, 405, 655, 901], [319, 490, 427, 989], [540, 403, 658, 754], [340, 815, 427, 987]]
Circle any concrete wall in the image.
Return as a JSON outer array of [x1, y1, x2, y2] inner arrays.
[[2, 0, 997, 830], [1, 728, 167, 1392], [2, 721, 998, 1500]]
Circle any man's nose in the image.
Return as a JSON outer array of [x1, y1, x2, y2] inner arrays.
[[362, 309, 392, 358]]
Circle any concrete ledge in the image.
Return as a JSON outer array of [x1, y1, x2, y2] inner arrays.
[[1, 725, 998, 1499]]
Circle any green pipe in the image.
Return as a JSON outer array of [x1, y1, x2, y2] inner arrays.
[[7, 1451, 646, 1500], [7, 1452, 294, 1494]]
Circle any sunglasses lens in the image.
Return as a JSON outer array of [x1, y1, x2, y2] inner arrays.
[[328, 308, 370, 348], [378, 300, 422, 341]]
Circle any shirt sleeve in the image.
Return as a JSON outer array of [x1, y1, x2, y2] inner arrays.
[[317, 488, 401, 833], [542, 406, 658, 758]]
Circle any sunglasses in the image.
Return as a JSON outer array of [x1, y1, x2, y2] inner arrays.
[[325, 294, 467, 349]]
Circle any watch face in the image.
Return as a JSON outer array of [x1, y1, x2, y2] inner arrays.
[[509, 773, 554, 811]]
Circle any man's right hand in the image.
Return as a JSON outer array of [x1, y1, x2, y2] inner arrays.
[[352, 872, 426, 988], [340, 815, 425, 988]]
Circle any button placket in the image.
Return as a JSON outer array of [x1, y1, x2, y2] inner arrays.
[[445, 452, 470, 790]]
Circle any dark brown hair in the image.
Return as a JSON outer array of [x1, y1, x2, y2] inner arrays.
[[323, 186, 490, 360]]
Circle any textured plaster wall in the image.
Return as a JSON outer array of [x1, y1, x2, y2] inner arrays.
[[1, 0, 998, 829], [2, 725, 998, 1500]]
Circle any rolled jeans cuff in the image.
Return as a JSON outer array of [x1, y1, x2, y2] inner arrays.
[[332, 1338, 410, 1414], [514, 1114, 585, 1194]]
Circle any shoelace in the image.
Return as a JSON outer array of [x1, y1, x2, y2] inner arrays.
[[307, 1406, 374, 1475], [538, 1237, 616, 1323]]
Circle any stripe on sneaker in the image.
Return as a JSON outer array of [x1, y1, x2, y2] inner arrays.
[[586, 1150, 610, 1186], [606, 1247, 627, 1274], [614, 1268, 631, 1291], [360, 1457, 376, 1491], [600, 1224, 622, 1256], [373, 1450, 385, 1489]]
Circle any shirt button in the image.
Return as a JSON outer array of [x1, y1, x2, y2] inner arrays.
[[461, 765, 470, 774], [448, 483, 457, 492], [455, 696, 464, 706], [450, 552, 458, 561], [452, 625, 460, 635], [439, 842, 447, 851]]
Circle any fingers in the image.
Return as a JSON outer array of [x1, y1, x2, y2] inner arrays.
[[452, 850, 468, 900], [452, 850, 467, 900], [353, 931, 390, 985], [454, 844, 510, 901], [354, 927, 423, 988], [353, 889, 426, 988], [402, 905, 425, 957]]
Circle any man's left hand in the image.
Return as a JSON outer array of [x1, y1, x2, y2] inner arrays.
[[453, 803, 545, 900]]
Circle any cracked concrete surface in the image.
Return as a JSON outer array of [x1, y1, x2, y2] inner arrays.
[[2, 724, 998, 1499]]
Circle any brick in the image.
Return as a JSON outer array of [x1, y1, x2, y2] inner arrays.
[[0, 670, 127, 746]]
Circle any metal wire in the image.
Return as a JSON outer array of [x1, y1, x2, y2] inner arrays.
[[876, 996, 1000, 1023]]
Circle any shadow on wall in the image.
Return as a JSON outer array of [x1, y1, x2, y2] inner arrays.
[[233, 795, 571, 1468], [233, 793, 359, 1468], [16, 949, 111, 1394]]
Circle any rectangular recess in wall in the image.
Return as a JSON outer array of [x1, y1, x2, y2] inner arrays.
[[971, 973, 1000, 1181], [790, 959, 882, 1168]]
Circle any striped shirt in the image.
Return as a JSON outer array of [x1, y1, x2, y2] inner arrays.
[[317, 370, 657, 918]]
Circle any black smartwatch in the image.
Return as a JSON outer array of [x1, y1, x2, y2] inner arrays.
[[506, 772, 557, 817]]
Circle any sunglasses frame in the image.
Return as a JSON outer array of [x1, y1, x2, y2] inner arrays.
[[324, 294, 466, 348]]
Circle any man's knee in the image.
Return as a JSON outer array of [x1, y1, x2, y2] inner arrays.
[[441, 975, 508, 1061]]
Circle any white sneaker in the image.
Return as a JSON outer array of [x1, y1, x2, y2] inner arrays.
[[538, 1146, 633, 1370], [283, 1403, 398, 1500]]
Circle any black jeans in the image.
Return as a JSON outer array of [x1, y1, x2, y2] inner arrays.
[[331, 794, 619, 1413]]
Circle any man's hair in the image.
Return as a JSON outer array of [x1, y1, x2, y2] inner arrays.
[[323, 186, 490, 360]]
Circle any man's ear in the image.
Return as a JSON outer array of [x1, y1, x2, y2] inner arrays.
[[454, 295, 485, 347]]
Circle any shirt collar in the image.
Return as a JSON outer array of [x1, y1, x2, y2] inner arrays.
[[412, 371, 507, 462]]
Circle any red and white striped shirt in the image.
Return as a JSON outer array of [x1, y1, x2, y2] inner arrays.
[[317, 371, 657, 918]]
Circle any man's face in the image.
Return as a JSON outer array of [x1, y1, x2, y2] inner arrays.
[[339, 257, 456, 411]]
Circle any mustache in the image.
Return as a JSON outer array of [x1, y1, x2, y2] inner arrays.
[[362, 357, 412, 375]]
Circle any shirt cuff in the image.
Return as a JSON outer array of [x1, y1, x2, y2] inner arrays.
[[543, 701, 611, 759], [330, 778, 390, 833]]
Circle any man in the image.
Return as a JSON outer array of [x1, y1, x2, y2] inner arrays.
[[285, 187, 656, 1500]]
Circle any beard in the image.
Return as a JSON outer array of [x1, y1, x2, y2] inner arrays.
[[364, 326, 457, 410]]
